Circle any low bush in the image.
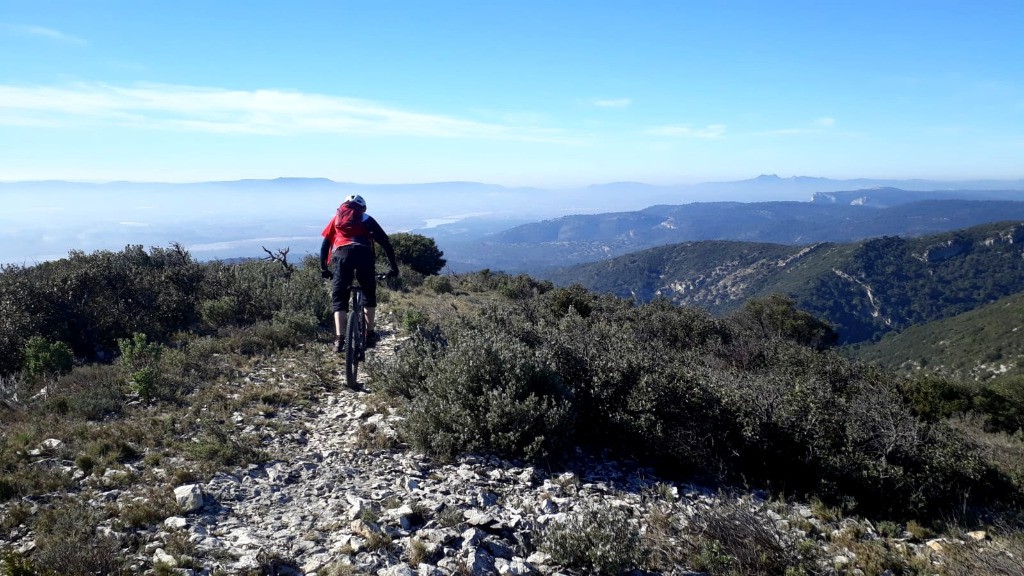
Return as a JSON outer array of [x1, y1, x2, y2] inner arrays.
[[400, 308, 429, 333], [117, 332, 163, 400], [945, 530, 1024, 576], [30, 497, 127, 575], [118, 487, 178, 529], [0, 245, 204, 370], [214, 312, 318, 356], [391, 319, 573, 462], [50, 364, 126, 420], [729, 294, 838, 351], [898, 374, 975, 421], [682, 500, 820, 576], [423, 275, 453, 294], [977, 376, 1024, 433], [182, 424, 266, 470], [497, 273, 552, 300], [540, 502, 644, 575], [22, 336, 74, 378]]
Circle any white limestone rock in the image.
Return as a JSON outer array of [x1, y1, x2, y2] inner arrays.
[[174, 484, 205, 513]]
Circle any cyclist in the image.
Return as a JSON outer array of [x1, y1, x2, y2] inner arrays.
[[320, 194, 399, 353]]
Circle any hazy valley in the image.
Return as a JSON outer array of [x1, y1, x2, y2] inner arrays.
[[5, 176, 1024, 267]]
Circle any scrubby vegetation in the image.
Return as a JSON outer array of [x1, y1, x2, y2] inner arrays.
[[1, 238, 1023, 574], [371, 273, 1022, 519]]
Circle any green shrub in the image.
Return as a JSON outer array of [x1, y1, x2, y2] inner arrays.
[[0, 456, 75, 503], [730, 293, 838, 350], [1, 551, 39, 576], [0, 245, 204, 371], [200, 295, 241, 329], [498, 274, 550, 300], [22, 337, 74, 378], [899, 374, 975, 421], [31, 497, 126, 575], [386, 233, 447, 275], [216, 312, 317, 355], [423, 275, 453, 294], [977, 376, 1024, 433], [118, 487, 177, 529], [195, 256, 331, 330], [400, 308, 429, 333], [117, 332, 163, 400], [384, 316, 573, 462], [183, 425, 265, 468], [81, 436, 139, 471], [540, 502, 643, 575], [369, 331, 444, 400], [375, 276, 1015, 517], [50, 364, 125, 420], [543, 284, 595, 318]]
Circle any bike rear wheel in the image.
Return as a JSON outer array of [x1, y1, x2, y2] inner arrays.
[[345, 295, 365, 387]]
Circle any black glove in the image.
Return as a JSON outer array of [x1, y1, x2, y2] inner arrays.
[[320, 269, 333, 280], [387, 266, 399, 279]]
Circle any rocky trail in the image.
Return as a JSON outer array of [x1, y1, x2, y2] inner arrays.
[[152, 334, 699, 575]]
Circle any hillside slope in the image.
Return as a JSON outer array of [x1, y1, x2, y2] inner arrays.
[[849, 291, 1024, 380], [543, 221, 1024, 343]]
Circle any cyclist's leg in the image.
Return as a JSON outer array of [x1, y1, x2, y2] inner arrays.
[[333, 247, 356, 346], [352, 249, 378, 343], [365, 307, 376, 335]]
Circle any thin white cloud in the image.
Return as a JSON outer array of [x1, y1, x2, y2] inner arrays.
[[645, 124, 726, 139], [593, 98, 632, 108], [756, 117, 837, 136], [0, 82, 574, 143], [1, 23, 87, 45], [759, 127, 815, 136]]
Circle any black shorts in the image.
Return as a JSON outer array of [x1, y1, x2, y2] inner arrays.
[[330, 244, 377, 312]]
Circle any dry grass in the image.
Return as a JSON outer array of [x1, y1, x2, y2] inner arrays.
[[683, 500, 818, 576], [943, 531, 1024, 576], [950, 415, 1024, 490]]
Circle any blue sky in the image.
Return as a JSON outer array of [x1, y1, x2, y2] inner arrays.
[[1, 0, 1022, 187]]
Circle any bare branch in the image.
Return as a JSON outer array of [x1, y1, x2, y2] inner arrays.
[[262, 246, 296, 277]]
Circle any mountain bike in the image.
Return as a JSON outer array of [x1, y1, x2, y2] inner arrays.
[[344, 273, 388, 387]]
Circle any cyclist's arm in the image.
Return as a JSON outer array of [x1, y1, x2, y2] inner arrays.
[[366, 217, 399, 271], [319, 237, 332, 269], [320, 218, 336, 269]]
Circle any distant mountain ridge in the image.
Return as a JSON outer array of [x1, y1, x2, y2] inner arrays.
[[4, 176, 1024, 266], [810, 187, 1024, 207], [443, 197, 1024, 271], [541, 221, 1024, 344]]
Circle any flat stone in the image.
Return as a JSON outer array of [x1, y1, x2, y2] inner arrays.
[[40, 438, 63, 451], [164, 516, 189, 530]]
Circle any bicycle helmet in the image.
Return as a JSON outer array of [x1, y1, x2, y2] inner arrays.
[[345, 194, 367, 209]]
